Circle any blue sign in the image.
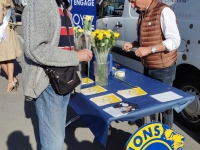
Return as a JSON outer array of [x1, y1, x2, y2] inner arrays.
[[70, 0, 96, 30]]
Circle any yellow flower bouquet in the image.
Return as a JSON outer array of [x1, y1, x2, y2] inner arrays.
[[91, 29, 120, 86], [92, 29, 120, 63]]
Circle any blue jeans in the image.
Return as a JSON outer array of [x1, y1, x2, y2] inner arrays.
[[144, 64, 176, 128], [35, 85, 70, 150]]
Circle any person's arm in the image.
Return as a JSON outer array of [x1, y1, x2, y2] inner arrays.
[[160, 7, 180, 52], [22, 0, 79, 67], [122, 41, 139, 52]]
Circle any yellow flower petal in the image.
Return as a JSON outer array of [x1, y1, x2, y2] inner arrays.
[[114, 32, 120, 38], [78, 28, 84, 32], [106, 33, 111, 38], [88, 16, 92, 21], [94, 29, 100, 34], [84, 15, 92, 21], [97, 33, 103, 40]]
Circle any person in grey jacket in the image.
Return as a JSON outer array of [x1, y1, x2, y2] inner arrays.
[[22, 0, 92, 149]]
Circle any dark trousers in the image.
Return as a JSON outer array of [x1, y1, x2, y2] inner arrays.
[[143, 64, 176, 128]]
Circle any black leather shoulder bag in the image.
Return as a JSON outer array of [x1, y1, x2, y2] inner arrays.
[[44, 0, 80, 95]]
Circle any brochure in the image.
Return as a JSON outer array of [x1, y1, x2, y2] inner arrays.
[[81, 77, 94, 85], [103, 102, 139, 117], [117, 87, 147, 98], [81, 85, 107, 95], [90, 93, 122, 106]]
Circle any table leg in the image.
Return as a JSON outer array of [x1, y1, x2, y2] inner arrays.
[[65, 115, 80, 127], [144, 116, 147, 124], [155, 113, 159, 122], [108, 126, 112, 135]]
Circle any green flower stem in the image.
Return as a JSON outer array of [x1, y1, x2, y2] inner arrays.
[[99, 64, 106, 85], [87, 61, 90, 84]]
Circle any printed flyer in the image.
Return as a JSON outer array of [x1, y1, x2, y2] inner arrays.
[[90, 93, 122, 106], [81, 77, 94, 85], [81, 85, 107, 95], [117, 87, 147, 98]]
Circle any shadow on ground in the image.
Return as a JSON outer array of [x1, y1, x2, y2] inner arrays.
[[65, 106, 132, 150], [6, 131, 33, 150], [24, 99, 41, 150]]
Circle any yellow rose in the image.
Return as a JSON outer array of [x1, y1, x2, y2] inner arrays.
[[97, 33, 103, 40], [103, 30, 108, 35], [106, 33, 111, 38], [100, 30, 104, 33], [74, 27, 77, 31], [88, 16, 92, 21], [85, 15, 92, 21], [78, 28, 84, 33], [114, 32, 120, 38], [94, 29, 101, 34], [107, 29, 112, 33]]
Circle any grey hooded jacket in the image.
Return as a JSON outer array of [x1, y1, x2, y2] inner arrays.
[[22, 0, 79, 98]]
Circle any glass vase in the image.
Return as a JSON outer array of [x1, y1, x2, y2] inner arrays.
[[93, 61, 110, 86]]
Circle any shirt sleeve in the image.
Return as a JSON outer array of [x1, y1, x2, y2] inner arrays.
[[160, 7, 181, 51]]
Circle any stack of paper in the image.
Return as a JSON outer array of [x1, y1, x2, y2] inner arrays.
[[81, 77, 94, 85], [117, 87, 147, 98], [81, 85, 107, 95], [90, 93, 122, 106]]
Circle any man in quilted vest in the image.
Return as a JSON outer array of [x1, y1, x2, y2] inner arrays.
[[122, 0, 180, 128]]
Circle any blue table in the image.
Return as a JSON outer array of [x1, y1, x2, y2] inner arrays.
[[69, 67, 195, 146]]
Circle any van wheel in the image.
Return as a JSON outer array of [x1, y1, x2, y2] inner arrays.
[[174, 75, 200, 131]]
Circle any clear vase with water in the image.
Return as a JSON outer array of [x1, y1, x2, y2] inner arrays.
[[93, 61, 110, 86]]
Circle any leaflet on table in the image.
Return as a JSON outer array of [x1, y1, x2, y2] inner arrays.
[[81, 85, 107, 95], [81, 77, 94, 85], [117, 87, 147, 98], [103, 102, 139, 117], [90, 93, 122, 106], [150, 91, 183, 102]]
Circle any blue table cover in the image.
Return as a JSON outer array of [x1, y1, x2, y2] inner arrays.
[[69, 67, 195, 146]]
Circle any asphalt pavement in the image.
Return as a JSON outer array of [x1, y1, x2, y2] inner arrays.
[[0, 14, 199, 150]]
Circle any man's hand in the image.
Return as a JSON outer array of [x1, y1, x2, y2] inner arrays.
[[135, 47, 151, 58], [122, 43, 133, 52], [77, 49, 93, 62]]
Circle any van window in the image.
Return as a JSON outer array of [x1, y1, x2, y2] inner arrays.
[[98, 0, 125, 18]]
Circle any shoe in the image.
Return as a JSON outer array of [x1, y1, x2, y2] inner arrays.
[[14, 77, 19, 88], [4, 82, 17, 92]]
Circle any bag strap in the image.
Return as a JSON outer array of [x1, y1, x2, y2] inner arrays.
[[57, 0, 72, 50]]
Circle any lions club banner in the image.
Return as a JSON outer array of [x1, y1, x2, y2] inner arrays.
[[70, 0, 96, 30], [125, 122, 185, 150]]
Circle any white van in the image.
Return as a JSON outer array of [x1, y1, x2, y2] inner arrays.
[[96, 0, 200, 131]]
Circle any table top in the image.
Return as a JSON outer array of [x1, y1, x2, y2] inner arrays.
[[69, 66, 195, 146]]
